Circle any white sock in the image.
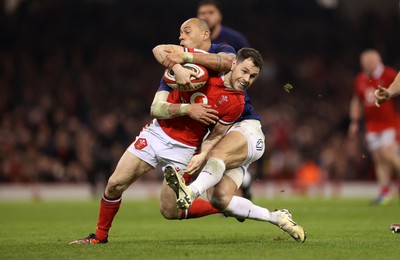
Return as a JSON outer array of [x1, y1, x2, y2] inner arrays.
[[189, 157, 225, 198], [224, 196, 272, 222]]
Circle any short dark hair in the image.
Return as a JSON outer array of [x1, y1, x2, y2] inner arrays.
[[197, 0, 222, 12], [236, 48, 263, 70]]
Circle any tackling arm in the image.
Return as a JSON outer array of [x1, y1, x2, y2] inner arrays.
[[153, 44, 234, 72], [152, 45, 184, 66], [188, 52, 234, 73]]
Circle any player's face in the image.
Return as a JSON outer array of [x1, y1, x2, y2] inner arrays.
[[229, 58, 260, 91], [360, 52, 381, 76], [197, 4, 222, 31], [179, 21, 206, 49]]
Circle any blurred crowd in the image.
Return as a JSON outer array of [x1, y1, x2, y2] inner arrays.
[[1, 0, 400, 192]]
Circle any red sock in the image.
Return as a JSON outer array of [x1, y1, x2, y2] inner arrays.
[[95, 195, 122, 240], [180, 198, 221, 219], [380, 186, 390, 195]]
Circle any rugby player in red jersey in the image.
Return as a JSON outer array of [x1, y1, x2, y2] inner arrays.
[[374, 65, 400, 233], [349, 49, 400, 205], [69, 18, 254, 245]]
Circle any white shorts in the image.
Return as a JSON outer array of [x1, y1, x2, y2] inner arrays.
[[227, 119, 265, 165], [365, 128, 397, 151], [225, 119, 265, 188], [127, 119, 196, 171]]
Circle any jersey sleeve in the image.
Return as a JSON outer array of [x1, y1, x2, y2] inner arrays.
[[209, 43, 236, 54], [157, 77, 172, 92], [185, 48, 208, 54]]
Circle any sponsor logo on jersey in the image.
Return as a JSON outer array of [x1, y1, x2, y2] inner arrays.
[[190, 92, 208, 104]]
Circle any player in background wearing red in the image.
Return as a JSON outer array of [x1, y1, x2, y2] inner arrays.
[[69, 18, 251, 245], [197, 0, 255, 202], [374, 70, 400, 233], [156, 18, 305, 243], [348, 49, 400, 205]]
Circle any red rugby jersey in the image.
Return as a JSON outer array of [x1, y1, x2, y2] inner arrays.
[[354, 66, 399, 132], [158, 75, 245, 148]]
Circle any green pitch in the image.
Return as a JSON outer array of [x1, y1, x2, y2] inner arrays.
[[1, 198, 399, 260]]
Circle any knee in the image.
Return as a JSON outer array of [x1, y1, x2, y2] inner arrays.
[[105, 177, 129, 198], [210, 193, 232, 211]]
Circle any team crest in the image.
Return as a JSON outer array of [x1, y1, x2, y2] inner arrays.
[[217, 95, 228, 105], [134, 138, 148, 150]]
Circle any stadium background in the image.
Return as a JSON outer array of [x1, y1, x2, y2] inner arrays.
[[1, 0, 400, 199]]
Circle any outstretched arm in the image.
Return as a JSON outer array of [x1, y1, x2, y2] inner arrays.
[[374, 72, 400, 107]]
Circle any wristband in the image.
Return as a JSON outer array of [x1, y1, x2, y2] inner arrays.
[[182, 52, 193, 63], [179, 104, 189, 115]]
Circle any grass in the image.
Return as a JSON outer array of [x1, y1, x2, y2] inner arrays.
[[1, 198, 399, 260]]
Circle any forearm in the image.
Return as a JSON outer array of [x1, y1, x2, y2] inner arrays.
[[152, 44, 183, 65], [387, 72, 400, 98], [189, 53, 234, 72], [349, 96, 362, 122], [150, 91, 189, 119], [198, 124, 230, 157]]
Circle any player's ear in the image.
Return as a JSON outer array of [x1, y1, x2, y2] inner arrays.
[[230, 59, 237, 71], [203, 29, 210, 40]]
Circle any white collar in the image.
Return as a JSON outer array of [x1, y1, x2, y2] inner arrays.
[[371, 63, 384, 79]]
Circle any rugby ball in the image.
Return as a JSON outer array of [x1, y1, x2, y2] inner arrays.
[[163, 63, 209, 91]]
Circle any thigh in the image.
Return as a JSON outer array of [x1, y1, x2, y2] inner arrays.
[[234, 120, 265, 166], [209, 131, 248, 168], [108, 151, 154, 187], [211, 120, 265, 169]]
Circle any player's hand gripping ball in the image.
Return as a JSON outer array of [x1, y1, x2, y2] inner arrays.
[[164, 63, 209, 91]]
